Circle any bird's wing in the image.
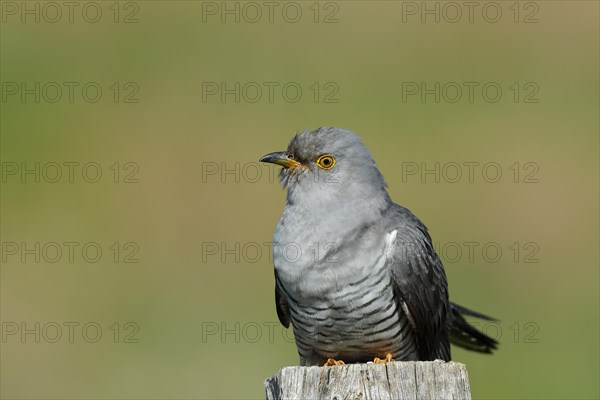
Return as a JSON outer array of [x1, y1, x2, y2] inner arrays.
[[274, 272, 291, 328], [387, 204, 451, 360]]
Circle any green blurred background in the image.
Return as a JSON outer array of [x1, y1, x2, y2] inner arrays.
[[1, 1, 598, 399]]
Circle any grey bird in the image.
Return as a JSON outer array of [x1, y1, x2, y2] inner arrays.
[[260, 127, 498, 366]]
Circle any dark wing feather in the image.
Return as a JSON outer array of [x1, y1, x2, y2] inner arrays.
[[274, 272, 290, 328], [387, 204, 451, 360]]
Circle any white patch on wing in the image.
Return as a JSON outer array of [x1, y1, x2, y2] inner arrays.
[[369, 229, 397, 277], [385, 229, 398, 256], [402, 301, 416, 330]]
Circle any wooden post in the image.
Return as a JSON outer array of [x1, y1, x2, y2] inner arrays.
[[264, 361, 471, 400]]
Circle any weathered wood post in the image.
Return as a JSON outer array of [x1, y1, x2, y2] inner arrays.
[[264, 361, 471, 400]]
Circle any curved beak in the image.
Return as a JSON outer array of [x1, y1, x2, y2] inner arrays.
[[259, 151, 304, 169]]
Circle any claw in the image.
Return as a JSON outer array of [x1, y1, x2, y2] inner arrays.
[[324, 358, 345, 366], [373, 353, 393, 363]]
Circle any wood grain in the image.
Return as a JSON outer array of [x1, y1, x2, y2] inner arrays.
[[264, 361, 471, 400]]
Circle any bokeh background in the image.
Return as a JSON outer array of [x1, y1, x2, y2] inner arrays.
[[1, 1, 598, 399]]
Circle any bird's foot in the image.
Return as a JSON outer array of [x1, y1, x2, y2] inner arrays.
[[323, 358, 345, 366], [373, 353, 393, 363]]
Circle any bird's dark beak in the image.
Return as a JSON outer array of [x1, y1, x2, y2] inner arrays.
[[259, 151, 304, 169]]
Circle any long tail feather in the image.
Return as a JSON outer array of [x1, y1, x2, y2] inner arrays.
[[448, 302, 499, 354]]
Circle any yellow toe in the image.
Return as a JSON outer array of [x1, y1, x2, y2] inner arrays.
[[373, 353, 393, 363], [324, 358, 345, 366]]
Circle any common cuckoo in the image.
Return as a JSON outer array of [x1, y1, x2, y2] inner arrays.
[[260, 127, 498, 366]]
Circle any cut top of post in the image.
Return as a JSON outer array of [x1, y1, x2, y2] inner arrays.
[[264, 361, 471, 400]]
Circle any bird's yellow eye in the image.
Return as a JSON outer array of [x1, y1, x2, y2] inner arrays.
[[316, 154, 336, 170]]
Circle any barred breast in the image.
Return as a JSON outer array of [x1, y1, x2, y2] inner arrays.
[[275, 230, 419, 366]]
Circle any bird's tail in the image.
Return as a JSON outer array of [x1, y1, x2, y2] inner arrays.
[[448, 302, 499, 354]]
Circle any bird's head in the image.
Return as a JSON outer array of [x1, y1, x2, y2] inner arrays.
[[260, 127, 390, 209]]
